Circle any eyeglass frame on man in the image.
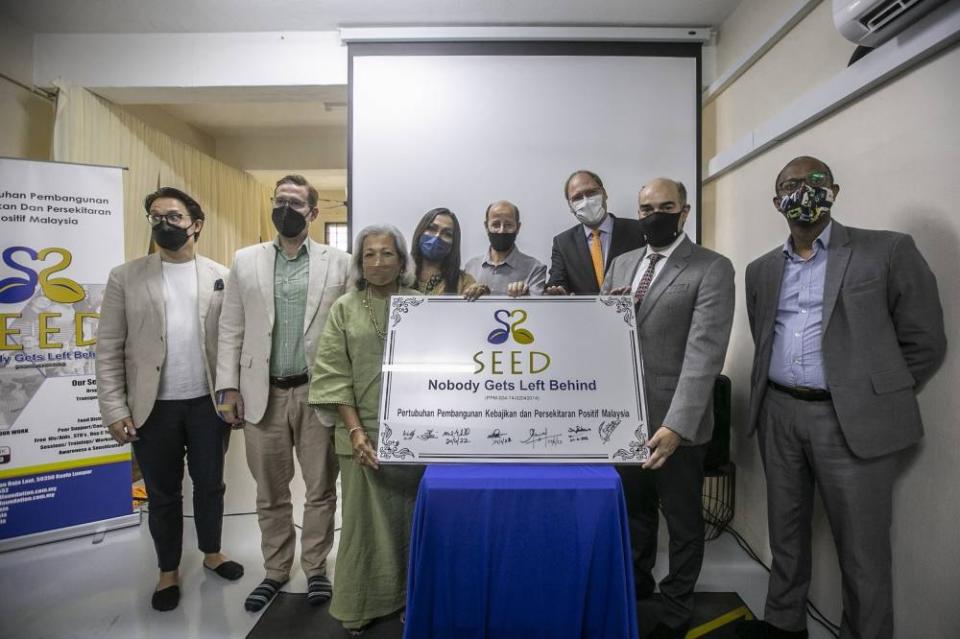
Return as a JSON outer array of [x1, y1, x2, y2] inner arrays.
[[776, 170, 831, 195], [145, 211, 193, 227], [271, 196, 310, 211]]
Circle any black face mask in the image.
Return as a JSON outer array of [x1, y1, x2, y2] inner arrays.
[[488, 231, 517, 253], [638, 211, 682, 248], [153, 221, 192, 251], [272, 205, 308, 238]]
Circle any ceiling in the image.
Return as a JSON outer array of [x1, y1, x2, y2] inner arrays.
[[1, 0, 741, 33], [96, 86, 349, 134], [4, 1, 741, 188]]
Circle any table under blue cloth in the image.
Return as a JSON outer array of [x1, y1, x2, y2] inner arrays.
[[403, 464, 638, 639]]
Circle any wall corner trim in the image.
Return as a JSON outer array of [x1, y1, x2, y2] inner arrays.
[[703, 1, 960, 183], [703, 0, 822, 106]]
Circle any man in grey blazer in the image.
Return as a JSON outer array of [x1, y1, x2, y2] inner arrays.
[[602, 178, 735, 639], [217, 175, 351, 611], [737, 157, 946, 639], [97, 187, 241, 611]]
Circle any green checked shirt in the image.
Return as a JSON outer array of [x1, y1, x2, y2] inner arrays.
[[270, 237, 310, 378]]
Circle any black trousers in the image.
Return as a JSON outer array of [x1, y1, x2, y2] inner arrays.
[[133, 395, 229, 572], [617, 443, 707, 628]]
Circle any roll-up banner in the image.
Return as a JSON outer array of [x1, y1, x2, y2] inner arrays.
[[0, 157, 137, 551]]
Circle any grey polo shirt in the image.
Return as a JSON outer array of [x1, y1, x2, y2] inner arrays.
[[464, 245, 547, 295]]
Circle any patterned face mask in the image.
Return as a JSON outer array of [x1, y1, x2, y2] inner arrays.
[[778, 183, 834, 224]]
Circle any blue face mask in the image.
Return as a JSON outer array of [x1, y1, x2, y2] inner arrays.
[[419, 234, 452, 262]]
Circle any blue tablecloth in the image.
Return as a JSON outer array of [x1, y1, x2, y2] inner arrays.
[[404, 465, 638, 639]]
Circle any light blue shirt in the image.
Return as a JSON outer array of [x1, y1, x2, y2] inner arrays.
[[580, 213, 614, 265], [768, 222, 832, 390]]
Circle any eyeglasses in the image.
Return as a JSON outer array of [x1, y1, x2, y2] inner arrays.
[[146, 212, 187, 226], [271, 196, 309, 211], [777, 171, 830, 194]]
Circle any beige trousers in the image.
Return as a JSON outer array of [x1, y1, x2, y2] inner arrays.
[[244, 383, 338, 581]]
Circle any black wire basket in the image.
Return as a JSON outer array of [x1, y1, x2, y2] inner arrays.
[[702, 462, 735, 541]]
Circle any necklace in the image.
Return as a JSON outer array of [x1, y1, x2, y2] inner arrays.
[[420, 272, 444, 293], [361, 288, 387, 339]]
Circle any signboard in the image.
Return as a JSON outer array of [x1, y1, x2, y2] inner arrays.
[[377, 296, 650, 463], [0, 158, 135, 550]]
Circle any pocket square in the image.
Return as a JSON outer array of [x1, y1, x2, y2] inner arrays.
[[214, 279, 224, 291]]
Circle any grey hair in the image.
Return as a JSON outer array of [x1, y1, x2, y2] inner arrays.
[[351, 224, 416, 290]]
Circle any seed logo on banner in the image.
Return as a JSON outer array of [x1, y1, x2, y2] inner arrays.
[[0, 158, 133, 549], [378, 296, 650, 464]]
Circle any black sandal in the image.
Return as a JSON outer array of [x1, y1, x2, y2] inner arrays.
[[151, 585, 180, 611], [204, 559, 244, 581]]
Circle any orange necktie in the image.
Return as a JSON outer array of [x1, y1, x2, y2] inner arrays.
[[590, 229, 604, 287]]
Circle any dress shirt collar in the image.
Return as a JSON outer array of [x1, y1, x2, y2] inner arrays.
[[273, 235, 311, 259], [581, 212, 614, 240], [782, 221, 832, 261], [644, 232, 686, 261]]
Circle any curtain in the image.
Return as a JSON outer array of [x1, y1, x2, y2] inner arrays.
[[52, 86, 272, 266]]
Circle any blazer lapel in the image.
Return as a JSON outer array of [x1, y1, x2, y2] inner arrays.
[[635, 237, 691, 326], [571, 226, 595, 286], [257, 243, 276, 327], [821, 221, 852, 334], [606, 215, 628, 269], [195, 257, 214, 333], [303, 240, 331, 334], [757, 251, 785, 353], [144, 253, 165, 333]]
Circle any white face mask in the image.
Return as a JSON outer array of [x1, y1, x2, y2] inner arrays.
[[571, 193, 606, 228]]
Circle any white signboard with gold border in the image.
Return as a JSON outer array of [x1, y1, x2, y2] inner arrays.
[[377, 296, 649, 464]]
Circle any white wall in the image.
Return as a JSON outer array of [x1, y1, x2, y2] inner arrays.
[[706, 2, 960, 635]]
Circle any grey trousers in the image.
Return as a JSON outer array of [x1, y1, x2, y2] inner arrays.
[[759, 386, 900, 639]]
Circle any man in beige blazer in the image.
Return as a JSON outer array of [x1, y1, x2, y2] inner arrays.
[[217, 174, 351, 611], [97, 187, 241, 612]]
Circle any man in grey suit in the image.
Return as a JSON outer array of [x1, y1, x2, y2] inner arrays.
[[736, 157, 946, 639], [602, 177, 735, 639]]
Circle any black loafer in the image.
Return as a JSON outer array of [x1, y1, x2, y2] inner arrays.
[[735, 620, 808, 639], [204, 559, 244, 581], [151, 585, 180, 611]]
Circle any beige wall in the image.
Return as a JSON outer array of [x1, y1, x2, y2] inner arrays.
[[0, 79, 54, 160], [0, 18, 53, 160], [119, 105, 216, 156], [706, 1, 960, 635]]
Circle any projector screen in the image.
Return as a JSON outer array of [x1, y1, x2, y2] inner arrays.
[[349, 42, 700, 266]]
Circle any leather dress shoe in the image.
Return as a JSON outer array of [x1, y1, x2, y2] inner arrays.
[[735, 619, 808, 638], [647, 621, 690, 639]]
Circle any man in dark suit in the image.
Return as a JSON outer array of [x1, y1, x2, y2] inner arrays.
[[737, 157, 946, 639], [602, 177, 735, 639], [545, 169, 645, 295]]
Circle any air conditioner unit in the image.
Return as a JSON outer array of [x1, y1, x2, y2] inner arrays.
[[833, 0, 948, 47]]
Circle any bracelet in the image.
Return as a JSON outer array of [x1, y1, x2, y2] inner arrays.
[[348, 426, 365, 436]]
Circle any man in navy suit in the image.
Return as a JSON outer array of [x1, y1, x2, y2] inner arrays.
[[545, 169, 645, 295]]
